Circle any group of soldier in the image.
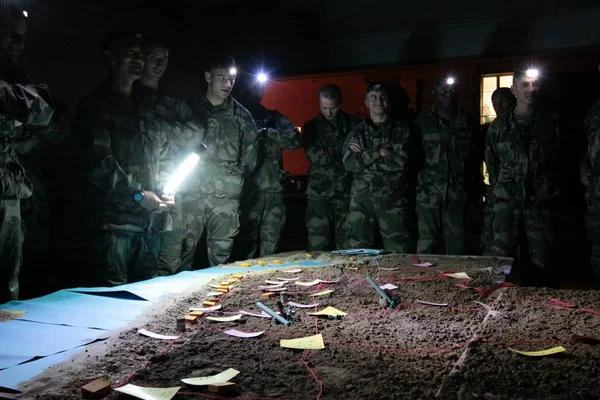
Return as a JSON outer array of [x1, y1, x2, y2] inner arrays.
[[2, 9, 600, 303]]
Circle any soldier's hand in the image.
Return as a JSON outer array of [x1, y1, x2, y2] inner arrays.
[[348, 143, 363, 153], [161, 194, 175, 205], [379, 147, 393, 157], [140, 191, 174, 211]]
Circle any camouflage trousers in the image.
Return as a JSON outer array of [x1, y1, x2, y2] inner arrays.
[[417, 204, 467, 255], [0, 199, 23, 303], [157, 195, 186, 276], [239, 191, 285, 259], [480, 200, 493, 255], [489, 201, 555, 269], [585, 205, 600, 280], [347, 196, 414, 253], [182, 196, 240, 268], [92, 229, 160, 287], [305, 196, 350, 251]]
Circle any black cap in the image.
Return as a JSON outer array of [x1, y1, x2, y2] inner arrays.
[[102, 31, 143, 52], [366, 82, 387, 94]]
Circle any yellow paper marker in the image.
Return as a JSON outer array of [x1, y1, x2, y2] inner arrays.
[[115, 384, 180, 399], [508, 346, 566, 356], [258, 260, 267, 265], [349, 257, 356, 261], [295, 279, 321, 286], [240, 263, 250, 267], [444, 272, 471, 279], [280, 333, 325, 349], [182, 368, 240, 386], [306, 253, 313, 258], [312, 289, 334, 297], [308, 306, 347, 317], [273, 259, 283, 264], [7, 310, 27, 315], [347, 267, 358, 271]]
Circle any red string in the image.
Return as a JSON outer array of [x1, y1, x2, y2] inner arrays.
[[300, 350, 324, 400]]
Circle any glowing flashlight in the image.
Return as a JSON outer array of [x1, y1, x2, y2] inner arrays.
[[446, 77, 455, 85], [257, 72, 268, 84], [163, 152, 200, 195], [229, 67, 237, 75], [22, 10, 28, 17], [526, 69, 539, 78]]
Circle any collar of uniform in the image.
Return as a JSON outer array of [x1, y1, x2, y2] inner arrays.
[[102, 80, 135, 112], [431, 104, 465, 127], [201, 93, 234, 114], [317, 111, 344, 128], [366, 116, 393, 129]]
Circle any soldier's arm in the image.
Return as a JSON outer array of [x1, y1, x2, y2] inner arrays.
[[240, 110, 259, 176], [157, 130, 174, 193], [268, 111, 301, 151], [484, 123, 500, 188], [371, 125, 412, 173], [0, 81, 54, 133], [76, 99, 143, 196], [342, 128, 366, 172]]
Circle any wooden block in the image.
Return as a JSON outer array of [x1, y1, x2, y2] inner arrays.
[[261, 292, 277, 299], [226, 279, 238, 284], [220, 281, 231, 286], [81, 379, 111, 399], [208, 382, 236, 394], [190, 311, 204, 317], [202, 300, 217, 307], [273, 259, 283, 264], [306, 253, 313, 258], [233, 274, 244, 279], [217, 288, 229, 293], [184, 314, 198, 323], [257, 260, 267, 265], [240, 262, 250, 267]]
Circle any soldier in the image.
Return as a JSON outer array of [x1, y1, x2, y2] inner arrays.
[[481, 87, 515, 254], [485, 69, 560, 280], [76, 31, 175, 286], [134, 38, 203, 275], [0, 10, 55, 302], [303, 84, 359, 250], [186, 55, 258, 267], [2, 11, 72, 297], [582, 84, 600, 280], [414, 78, 482, 255], [343, 83, 414, 252], [236, 74, 301, 258]]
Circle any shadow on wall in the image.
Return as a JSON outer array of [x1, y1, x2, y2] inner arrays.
[[482, 19, 533, 57], [397, 27, 442, 64], [386, 83, 417, 124]]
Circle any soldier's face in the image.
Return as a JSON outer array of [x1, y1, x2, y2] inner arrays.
[[106, 43, 144, 80], [143, 45, 169, 82], [319, 97, 341, 120], [491, 93, 515, 116], [0, 16, 27, 64], [433, 83, 458, 109], [205, 68, 236, 101], [511, 77, 539, 107], [365, 90, 389, 114]]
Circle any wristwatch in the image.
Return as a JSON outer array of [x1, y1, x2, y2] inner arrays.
[[133, 189, 145, 202]]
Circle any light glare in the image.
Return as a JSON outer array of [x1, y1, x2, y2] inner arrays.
[[22, 10, 28, 17], [526, 69, 539, 78], [257, 73, 268, 83], [446, 77, 455, 85], [229, 67, 237, 75], [163, 153, 200, 195]]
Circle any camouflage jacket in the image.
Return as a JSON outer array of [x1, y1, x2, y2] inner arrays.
[[485, 109, 560, 206], [76, 81, 174, 232], [245, 105, 301, 194], [134, 83, 205, 159], [343, 117, 413, 201], [303, 112, 360, 198], [0, 72, 55, 200], [584, 97, 600, 204], [414, 106, 482, 208], [187, 94, 258, 200]]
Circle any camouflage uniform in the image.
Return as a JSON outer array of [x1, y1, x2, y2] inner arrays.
[[76, 82, 174, 286], [134, 83, 204, 276], [343, 118, 415, 252], [485, 109, 560, 269], [184, 94, 257, 267], [239, 106, 301, 258], [584, 98, 600, 279], [0, 78, 54, 302], [414, 106, 482, 254], [303, 112, 359, 250]]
